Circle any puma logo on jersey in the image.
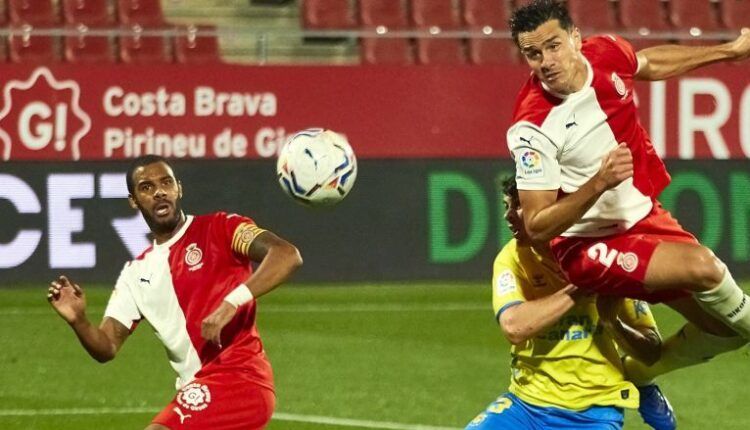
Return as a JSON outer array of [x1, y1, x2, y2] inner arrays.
[[139, 275, 152, 285], [173, 407, 192, 424]]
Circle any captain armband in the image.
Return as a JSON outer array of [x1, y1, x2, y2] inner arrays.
[[231, 223, 267, 256]]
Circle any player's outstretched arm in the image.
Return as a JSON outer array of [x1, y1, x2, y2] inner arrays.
[[47, 276, 130, 363], [201, 231, 302, 346], [635, 30, 750, 81], [597, 296, 661, 366], [520, 143, 633, 243], [499, 284, 579, 345]]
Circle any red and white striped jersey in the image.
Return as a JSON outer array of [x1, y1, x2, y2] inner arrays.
[[104, 212, 273, 391], [507, 35, 671, 237]]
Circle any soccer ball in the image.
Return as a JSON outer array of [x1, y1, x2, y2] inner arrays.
[[276, 128, 357, 207]]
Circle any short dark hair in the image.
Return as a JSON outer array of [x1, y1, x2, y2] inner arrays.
[[126, 154, 173, 195], [499, 175, 519, 203], [509, 0, 573, 45]]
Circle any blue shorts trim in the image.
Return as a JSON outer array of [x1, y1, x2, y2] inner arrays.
[[466, 393, 624, 430]]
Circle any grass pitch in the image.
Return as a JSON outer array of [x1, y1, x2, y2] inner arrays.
[[0, 283, 748, 429]]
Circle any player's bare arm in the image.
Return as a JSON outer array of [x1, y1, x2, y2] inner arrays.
[[499, 283, 579, 344], [201, 228, 303, 346], [520, 143, 633, 243], [597, 296, 661, 366], [635, 30, 750, 81], [47, 275, 131, 362]]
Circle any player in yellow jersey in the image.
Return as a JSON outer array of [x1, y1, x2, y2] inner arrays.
[[466, 177, 675, 430]]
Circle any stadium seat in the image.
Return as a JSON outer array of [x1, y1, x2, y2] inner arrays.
[[359, 0, 409, 28], [117, 0, 165, 26], [721, 0, 750, 31], [174, 25, 221, 63], [64, 24, 115, 63], [410, 0, 461, 29], [358, 0, 412, 65], [415, 38, 466, 64], [9, 24, 59, 63], [301, 0, 357, 29], [462, 0, 509, 29], [360, 37, 414, 64], [620, 0, 672, 35], [8, 0, 57, 25], [468, 38, 518, 64], [669, 0, 722, 32], [119, 24, 171, 63], [568, 0, 619, 33], [62, 0, 112, 25]]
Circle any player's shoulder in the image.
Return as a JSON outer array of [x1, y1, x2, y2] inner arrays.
[[582, 34, 637, 69], [494, 239, 521, 272], [511, 75, 561, 126]]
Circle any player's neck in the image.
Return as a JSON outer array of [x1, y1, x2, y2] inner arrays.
[[561, 58, 589, 95], [153, 212, 187, 245]]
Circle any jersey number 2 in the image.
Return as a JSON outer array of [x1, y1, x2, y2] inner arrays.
[[587, 242, 618, 268]]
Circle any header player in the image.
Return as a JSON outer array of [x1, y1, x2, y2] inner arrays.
[[466, 177, 675, 430], [48, 155, 303, 430], [506, 0, 749, 379]]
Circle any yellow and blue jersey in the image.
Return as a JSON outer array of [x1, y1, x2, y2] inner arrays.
[[492, 239, 657, 411]]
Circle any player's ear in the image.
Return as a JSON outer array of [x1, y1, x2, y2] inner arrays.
[[177, 180, 183, 199], [571, 27, 582, 50], [128, 194, 139, 210]]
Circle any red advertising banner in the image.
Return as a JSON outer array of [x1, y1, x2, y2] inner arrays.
[[0, 64, 747, 161]]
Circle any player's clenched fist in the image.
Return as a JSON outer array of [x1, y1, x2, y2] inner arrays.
[[596, 143, 633, 190]]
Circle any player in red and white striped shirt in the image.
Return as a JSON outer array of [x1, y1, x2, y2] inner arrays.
[[507, 0, 750, 424], [48, 155, 303, 430]]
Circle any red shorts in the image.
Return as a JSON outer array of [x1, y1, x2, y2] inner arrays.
[[550, 203, 695, 303], [152, 372, 275, 430]]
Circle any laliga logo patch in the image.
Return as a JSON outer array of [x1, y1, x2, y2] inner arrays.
[[611, 72, 628, 99], [0, 67, 91, 161], [617, 252, 638, 273], [496, 270, 517, 295], [176, 383, 211, 412], [519, 149, 544, 179], [185, 243, 204, 271]]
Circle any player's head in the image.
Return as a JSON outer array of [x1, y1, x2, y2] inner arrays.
[[126, 155, 184, 236], [500, 176, 530, 245], [510, 0, 584, 95]]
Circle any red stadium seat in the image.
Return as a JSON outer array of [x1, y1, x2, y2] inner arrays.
[[410, 0, 461, 29], [301, 0, 357, 29], [415, 38, 466, 64], [117, 0, 165, 26], [64, 24, 115, 63], [462, 0, 510, 29], [468, 37, 518, 64], [620, 0, 672, 35], [721, 0, 750, 30], [360, 37, 414, 64], [9, 24, 59, 63], [174, 25, 221, 64], [119, 24, 171, 63], [669, 0, 722, 32], [568, 0, 619, 33], [62, 0, 112, 25], [358, 0, 409, 28], [8, 0, 57, 25]]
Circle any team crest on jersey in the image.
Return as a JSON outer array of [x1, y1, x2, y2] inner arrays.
[[185, 243, 204, 271], [176, 383, 212, 411], [611, 72, 628, 99], [519, 149, 544, 179], [617, 252, 638, 273]]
